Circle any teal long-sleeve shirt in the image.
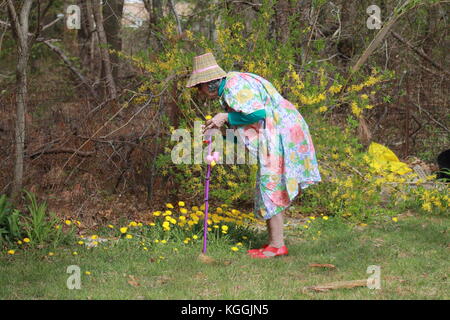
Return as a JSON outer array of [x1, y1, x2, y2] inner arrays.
[[227, 109, 266, 126]]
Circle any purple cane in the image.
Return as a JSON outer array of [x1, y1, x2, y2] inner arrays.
[[202, 133, 219, 254]]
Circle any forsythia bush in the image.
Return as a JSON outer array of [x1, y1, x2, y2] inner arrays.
[[111, 1, 449, 224]]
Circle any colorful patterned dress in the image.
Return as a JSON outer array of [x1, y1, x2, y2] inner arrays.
[[220, 71, 322, 220]]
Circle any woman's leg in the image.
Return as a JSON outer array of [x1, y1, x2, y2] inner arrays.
[[268, 211, 285, 248], [266, 219, 272, 245]]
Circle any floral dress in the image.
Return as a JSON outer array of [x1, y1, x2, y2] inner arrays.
[[220, 71, 322, 220]]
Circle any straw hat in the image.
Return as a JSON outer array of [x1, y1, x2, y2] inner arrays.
[[186, 52, 227, 88]]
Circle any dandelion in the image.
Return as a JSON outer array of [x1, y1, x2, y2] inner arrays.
[[108, 224, 115, 229], [72, 252, 78, 256], [120, 227, 128, 234], [125, 234, 133, 239], [231, 247, 239, 252], [48, 252, 54, 256], [422, 202, 432, 212], [7, 249, 15, 255], [65, 220, 72, 226], [236, 242, 243, 246], [205, 115, 212, 120], [129, 221, 138, 227], [166, 203, 174, 209], [322, 216, 329, 220], [91, 235, 98, 240], [303, 225, 309, 229], [192, 235, 198, 240], [161, 240, 167, 244], [143, 247, 148, 251], [392, 217, 398, 222], [85, 271, 91, 275], [78, 241, 84, 245], [178, 201, 185, 207], [154, 239, 160, 243], [153, 211, 161, 217], [17, 240, 22, 245], [180, 208, 188, 214]]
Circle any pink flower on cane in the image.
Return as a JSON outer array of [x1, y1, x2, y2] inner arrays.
[[289, 124, 305, 143]]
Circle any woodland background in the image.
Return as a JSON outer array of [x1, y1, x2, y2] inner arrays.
[[0, 0, 448, 228]]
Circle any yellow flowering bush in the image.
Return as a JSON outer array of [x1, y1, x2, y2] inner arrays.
[[107, 0, 448, 226]]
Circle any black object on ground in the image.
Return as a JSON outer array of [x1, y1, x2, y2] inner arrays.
[[436, 149, 450, 182]]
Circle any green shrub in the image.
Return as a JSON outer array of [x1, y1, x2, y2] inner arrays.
[[0, 195, 23, 244], [21, 190, 75, 248]]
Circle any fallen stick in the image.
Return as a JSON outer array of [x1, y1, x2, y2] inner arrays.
[[308, 263, 336, 269], [305, 279, 368, 292]]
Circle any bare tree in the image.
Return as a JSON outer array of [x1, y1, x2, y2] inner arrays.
[[91, 0, 117, 100], [7, 0, 34, 199], [103, 0, 124, 81]]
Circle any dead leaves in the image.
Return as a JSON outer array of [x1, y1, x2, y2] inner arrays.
[[127, 274, 172, 288], [127, 275, 140, 287], [198, 253, 217, 264]]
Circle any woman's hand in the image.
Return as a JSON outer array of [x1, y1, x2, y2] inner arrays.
[[203, 113, 228, 133]]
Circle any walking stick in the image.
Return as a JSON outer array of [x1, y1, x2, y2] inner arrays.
[[202, 131, 219, 254]]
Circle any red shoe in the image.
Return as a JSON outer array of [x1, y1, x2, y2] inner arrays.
[[250, 245, 289, 259], [246, 244, 269, 255]]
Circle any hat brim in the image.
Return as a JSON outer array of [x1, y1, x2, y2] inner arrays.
[[186, 66, 227, 88]]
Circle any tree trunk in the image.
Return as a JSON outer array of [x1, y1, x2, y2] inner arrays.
[[7, 0, 33, 199], [274, 0, 292, 44], [143, 0, 164, 51], [91, 0, 117, 100], [103, 0, 124, 81]]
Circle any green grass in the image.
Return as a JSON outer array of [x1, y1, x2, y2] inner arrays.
[[1, 214, 448, 300]]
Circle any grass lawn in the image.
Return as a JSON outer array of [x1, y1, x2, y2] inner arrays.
[[1, 213, 448, 300]]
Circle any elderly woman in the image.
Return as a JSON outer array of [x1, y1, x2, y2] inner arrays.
[[186, 53, 322, 258]]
